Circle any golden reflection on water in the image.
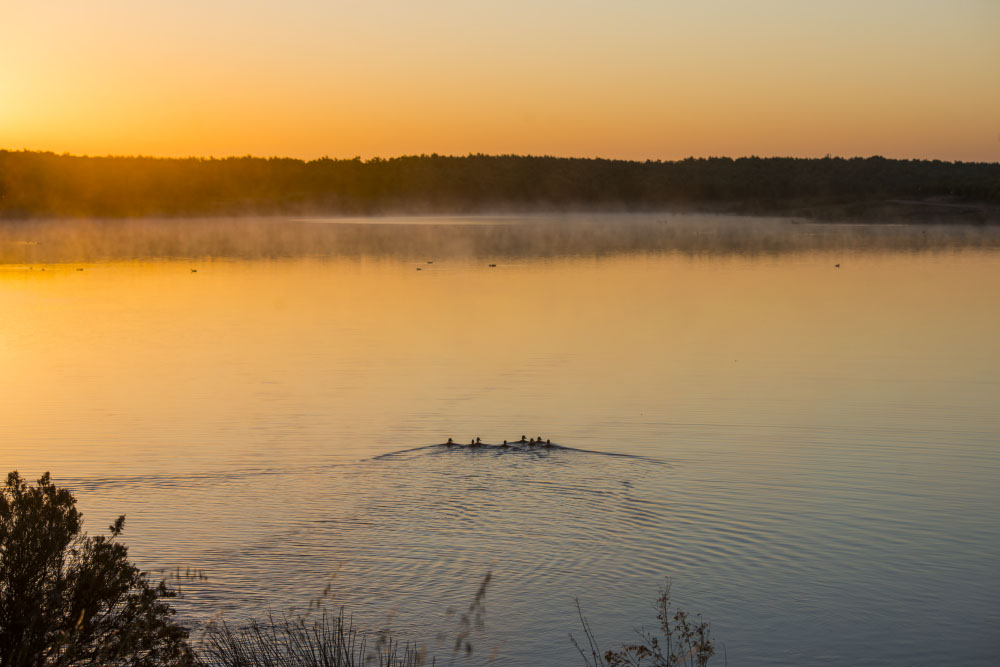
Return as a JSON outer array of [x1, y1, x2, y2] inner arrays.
[[2, 246, 999, 478]]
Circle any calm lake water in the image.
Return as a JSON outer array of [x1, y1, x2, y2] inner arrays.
[[2, 215, 999, 665]]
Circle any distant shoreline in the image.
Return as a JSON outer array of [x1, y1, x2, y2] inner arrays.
[[2, 150, 998, 223]]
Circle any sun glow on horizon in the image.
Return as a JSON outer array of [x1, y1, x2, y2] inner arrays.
[[2, 1, 998, 162]]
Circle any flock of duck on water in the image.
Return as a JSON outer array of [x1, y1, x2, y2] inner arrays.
[[445, 435, 553, 448]]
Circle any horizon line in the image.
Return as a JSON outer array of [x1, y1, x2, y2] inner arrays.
[[3, 148, 998, 167]]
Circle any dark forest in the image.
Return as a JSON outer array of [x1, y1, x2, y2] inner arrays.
[[2, 151, 997, 222]]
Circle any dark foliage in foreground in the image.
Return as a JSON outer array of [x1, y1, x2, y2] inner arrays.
[[0, 472, 194, 667], [199, 570, 493, 667], [2, 470, 714, 666], [573, 582, 715, 667], [201, 612, 428, 667], [1, 150, 998, 219]]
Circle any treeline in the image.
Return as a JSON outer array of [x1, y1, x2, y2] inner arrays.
[[1, 150, 998, 219]]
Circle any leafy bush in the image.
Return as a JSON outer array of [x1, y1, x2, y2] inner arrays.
[[0, 471, 194, 666]]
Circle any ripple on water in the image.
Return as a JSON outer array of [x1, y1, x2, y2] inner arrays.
[[63, 434, 1000, 667]]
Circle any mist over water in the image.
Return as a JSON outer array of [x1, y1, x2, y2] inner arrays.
[[2, 215, 999, 666], [3, 213, 1000, 264]]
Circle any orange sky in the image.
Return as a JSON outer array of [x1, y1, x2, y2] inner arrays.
[[2, 1, 998, 161]]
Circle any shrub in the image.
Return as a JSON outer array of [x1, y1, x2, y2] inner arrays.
[[0, 471, 194, 666]]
